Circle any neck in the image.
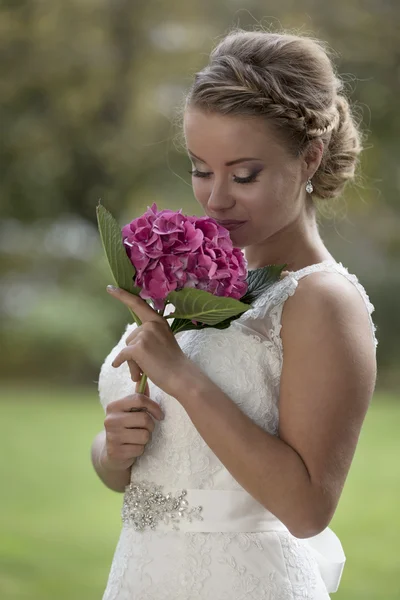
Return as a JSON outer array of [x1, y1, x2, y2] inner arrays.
[[244, 207, 334, 272]]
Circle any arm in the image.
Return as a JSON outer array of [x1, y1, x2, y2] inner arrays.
[[91, 430, 133, 493], [176, 272, 377, 539]]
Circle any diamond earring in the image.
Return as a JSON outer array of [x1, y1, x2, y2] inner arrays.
[[306, 178, 314, 194]]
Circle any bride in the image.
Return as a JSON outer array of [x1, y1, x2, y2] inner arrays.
[[91, 27, 377, 599]]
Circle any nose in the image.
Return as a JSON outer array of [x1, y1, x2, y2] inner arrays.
[[207, 180, 235, 212]]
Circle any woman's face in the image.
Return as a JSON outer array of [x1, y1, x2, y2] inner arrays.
[[183, 107, 312, 250]]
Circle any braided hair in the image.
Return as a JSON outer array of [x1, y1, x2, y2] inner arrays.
[[181, 29, 364, 201]]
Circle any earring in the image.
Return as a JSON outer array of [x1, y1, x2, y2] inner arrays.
[[306, 178, 314, 194]]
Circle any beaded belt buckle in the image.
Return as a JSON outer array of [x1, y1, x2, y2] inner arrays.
[[122, 479, 204, 532]]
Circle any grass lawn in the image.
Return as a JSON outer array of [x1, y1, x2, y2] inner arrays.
[[0, 384, 399, 599]]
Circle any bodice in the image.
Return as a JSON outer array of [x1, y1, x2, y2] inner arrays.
[[98, 259, 377, 492]]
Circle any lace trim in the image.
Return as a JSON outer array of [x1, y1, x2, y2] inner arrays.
[[239, 274, 298, 324], [295, 261, 378, 349], [239, 260, 378, 349]]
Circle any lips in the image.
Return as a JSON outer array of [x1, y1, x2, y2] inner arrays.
[[216, 221, 247, 232], [214, 220, 247, 226]]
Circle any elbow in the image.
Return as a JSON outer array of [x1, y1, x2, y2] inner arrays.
[[287, 500, 334, 539], [289, 520, 327, 540], [109, 484, 128, 494]]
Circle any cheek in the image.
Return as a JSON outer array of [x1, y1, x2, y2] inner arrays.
[[192, 180, 209, 206], [239, 183, 278, 217], [243, 182, 293, 233], [252, 171, 297, 213]]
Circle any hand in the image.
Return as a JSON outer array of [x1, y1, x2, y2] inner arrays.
[[102, 379, 165, 472], [106, 286, 195, 398]]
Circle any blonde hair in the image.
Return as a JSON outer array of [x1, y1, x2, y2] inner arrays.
[[180, 28, 365, 202]]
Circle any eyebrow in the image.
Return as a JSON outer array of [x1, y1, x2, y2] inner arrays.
[[187, 150, 262, 167]]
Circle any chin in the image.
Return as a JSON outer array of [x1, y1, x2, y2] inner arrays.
[[228, 229, 251, 250], [228, 235, 245, 249]]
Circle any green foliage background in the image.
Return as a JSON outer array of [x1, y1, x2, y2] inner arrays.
[[0, 0, 399, 388]]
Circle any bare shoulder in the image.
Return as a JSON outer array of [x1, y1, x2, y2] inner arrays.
[[277, 269, 377, 531], [283, 269, 376, 350], [281, 269, 377, 394]]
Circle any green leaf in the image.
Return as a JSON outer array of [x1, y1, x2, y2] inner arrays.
[[166, 287, 250, 326], [241, 264, 288, 304], [168, 309, 247, 335], [96, 201, 141, 296], [170, 317, 203, 335], [167, 264, 288, 335]]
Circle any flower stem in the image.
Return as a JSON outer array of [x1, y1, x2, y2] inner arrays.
[[137, 304, 166, 395], [138, 371, 148, 395], [128, 308, 142, 328]]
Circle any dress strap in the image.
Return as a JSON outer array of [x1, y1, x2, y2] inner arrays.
[[289, 260, 378, 348], [239, 260, 378, 349]]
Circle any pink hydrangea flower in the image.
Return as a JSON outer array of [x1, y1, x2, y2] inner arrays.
[[122, 203, 248, 311]]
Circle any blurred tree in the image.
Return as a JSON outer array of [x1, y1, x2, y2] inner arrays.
[[0, 0, 398, 387]]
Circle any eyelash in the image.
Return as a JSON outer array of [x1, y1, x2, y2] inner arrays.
[[188, 169, 260, 185]]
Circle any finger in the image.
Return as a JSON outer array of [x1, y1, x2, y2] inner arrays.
[[112, 345, 139, 369], [124, 321, 166, 345], [106, 425, 151, 444], [124, 411, 156, 431], [106, 395, 147, 413], [106, 394, 164, 421], [106, 286, 162, 324], [132, 397, 163, 422], [124, 324, 143, 346], [106, 441, 145, 461], [119, 427, 152, 445], [128, 359, 141, 383], [126, 395, 163, 422]]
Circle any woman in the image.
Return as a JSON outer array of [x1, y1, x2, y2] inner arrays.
[[91, 28, 378, 599]]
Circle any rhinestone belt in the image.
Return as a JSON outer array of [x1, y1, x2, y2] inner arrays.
[[122, 480, 203, 532], [121, 479, 291, 533]]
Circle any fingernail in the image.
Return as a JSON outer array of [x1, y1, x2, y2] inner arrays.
[[107, 285, 118, 292]]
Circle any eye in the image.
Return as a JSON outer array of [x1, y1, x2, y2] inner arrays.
[[233, 172, 260, 185], [188, 169, 261, 185], [188, 169, 211, 179]]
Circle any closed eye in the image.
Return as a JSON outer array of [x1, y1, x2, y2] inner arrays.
[[188, 169, 261, 185]]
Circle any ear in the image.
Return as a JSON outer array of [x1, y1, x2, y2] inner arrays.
[[302, 139, 324, 180]]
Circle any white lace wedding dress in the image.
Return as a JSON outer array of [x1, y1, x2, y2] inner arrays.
[[98, 259, 378, 600]]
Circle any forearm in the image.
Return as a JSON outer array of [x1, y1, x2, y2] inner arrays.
[[91, 430, 132, 493], [176, 369, 320, 538]]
